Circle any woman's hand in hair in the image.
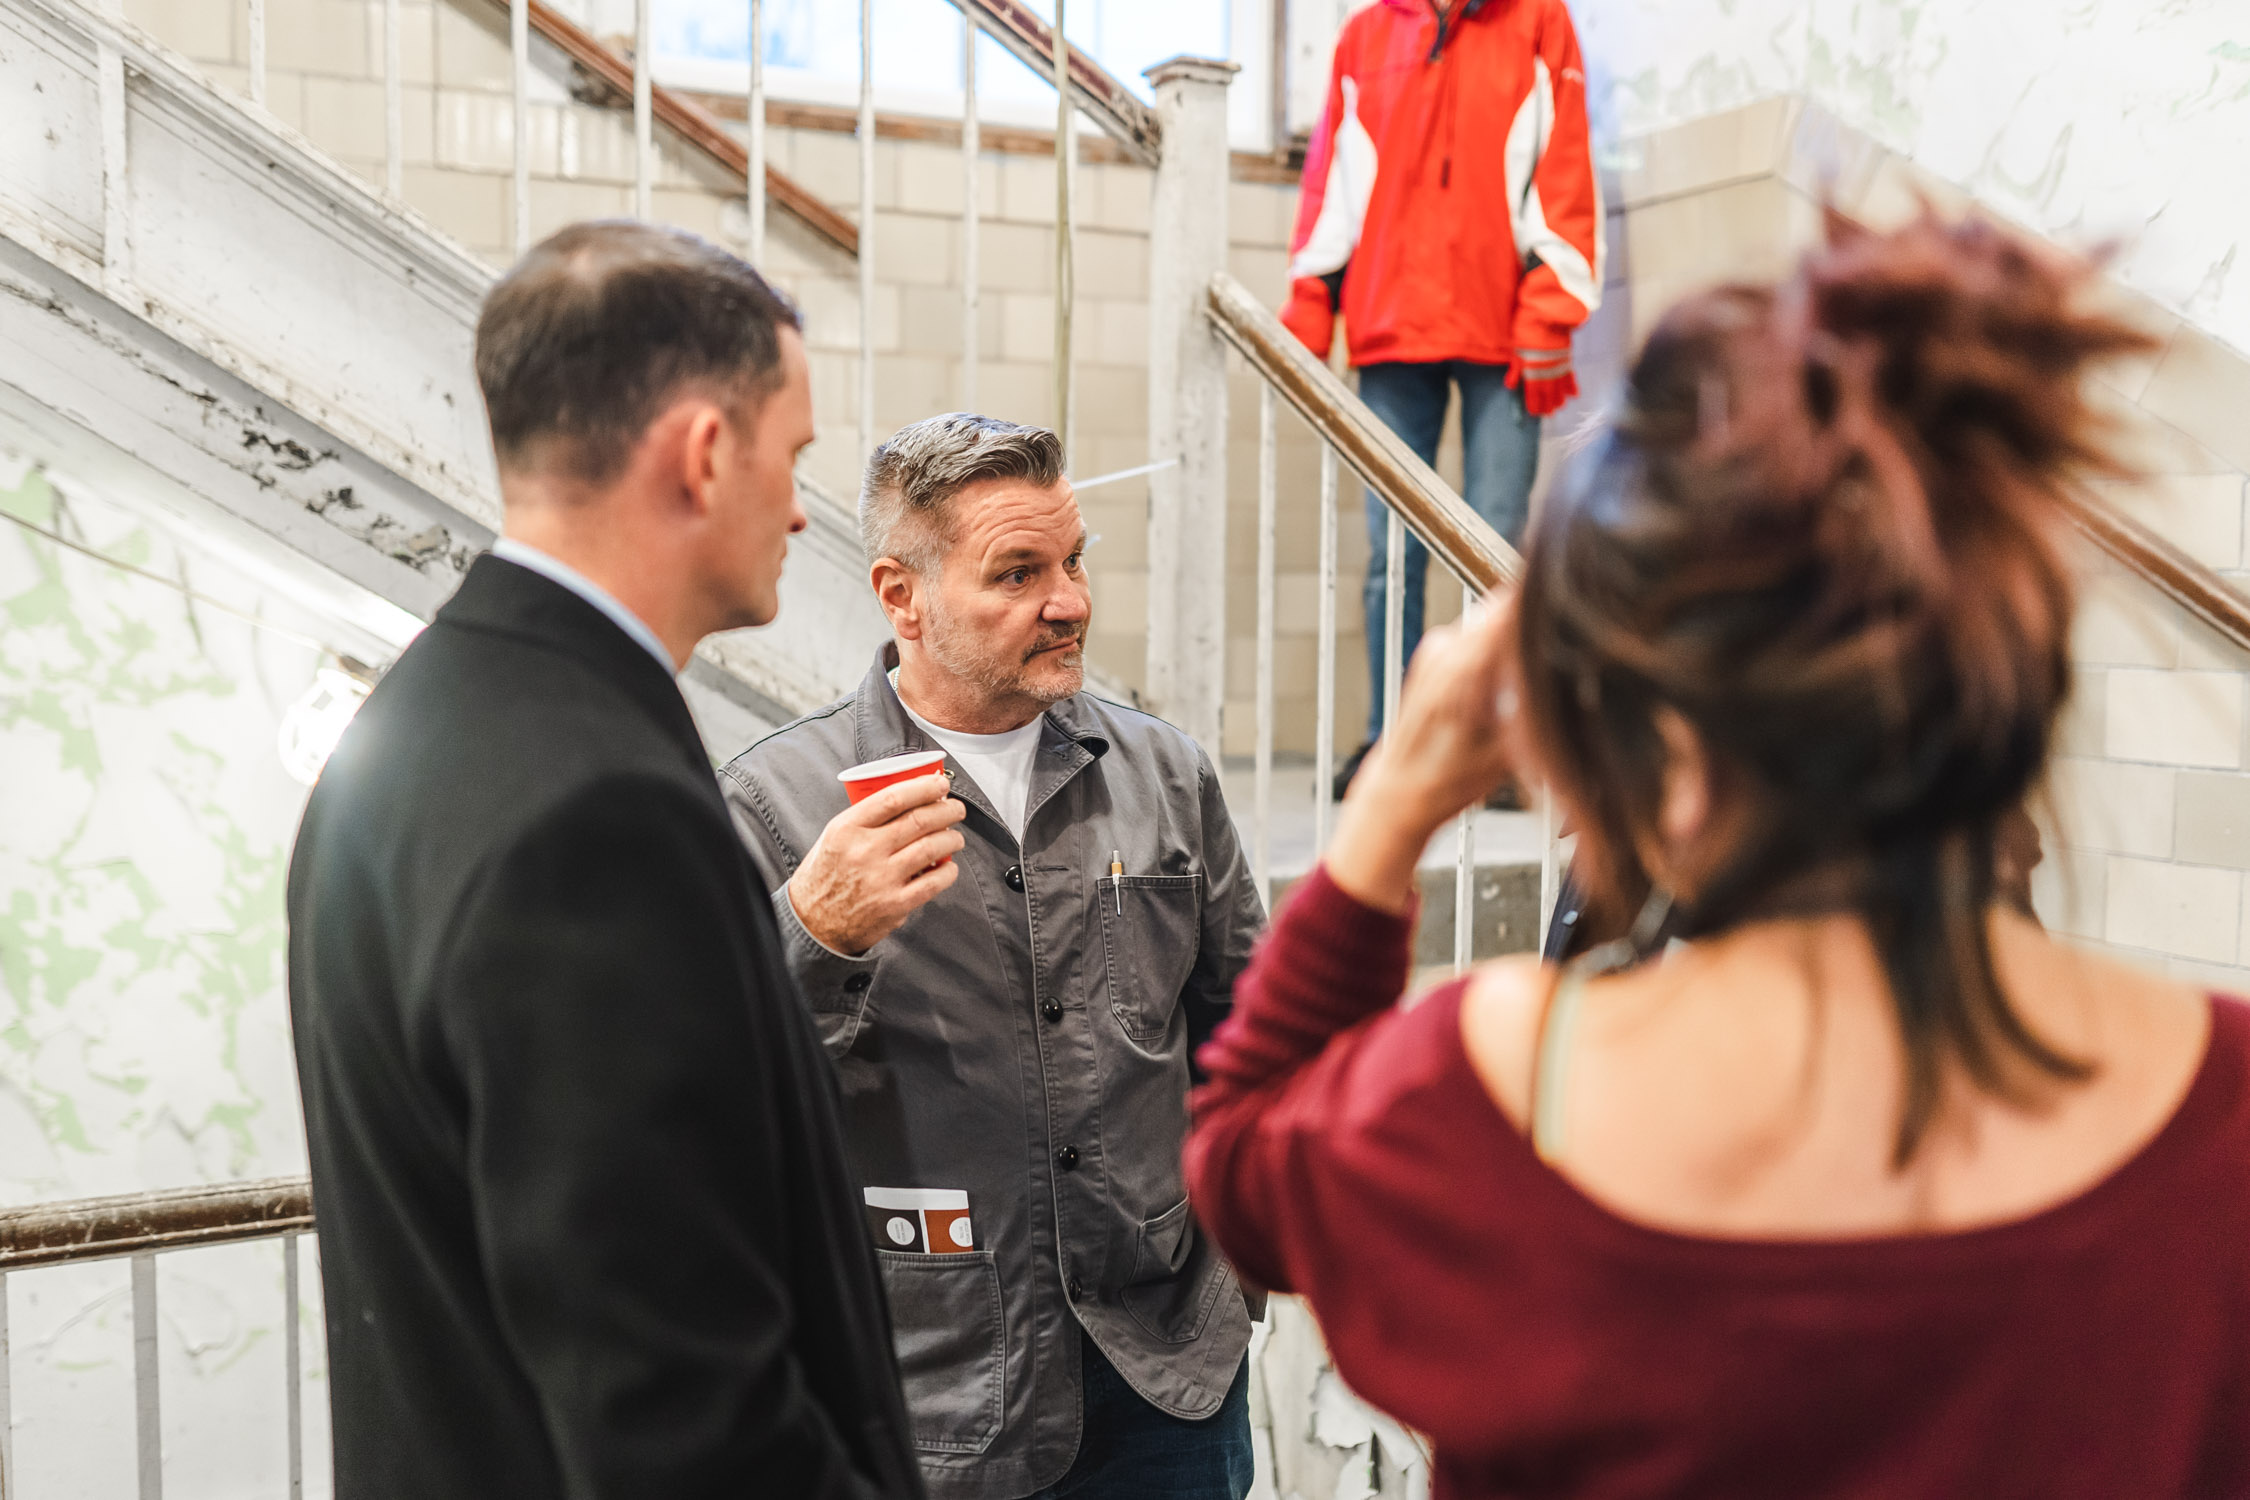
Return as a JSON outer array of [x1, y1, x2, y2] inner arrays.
[[1326, 597, 1522, 914]]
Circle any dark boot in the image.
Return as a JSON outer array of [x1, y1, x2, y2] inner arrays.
[[1331, 740, 1374, 801]]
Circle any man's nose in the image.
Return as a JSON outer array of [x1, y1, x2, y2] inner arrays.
[[1043, 580, 1090, 622]]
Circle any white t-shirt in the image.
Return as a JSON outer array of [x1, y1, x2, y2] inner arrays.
[[894, 685, 1044, 841]]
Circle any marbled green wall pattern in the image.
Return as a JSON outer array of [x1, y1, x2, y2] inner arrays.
[[1, 446, 335, 1497]]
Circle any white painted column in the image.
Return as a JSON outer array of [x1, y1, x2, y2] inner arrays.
[[511, 0, 529, 255], [632, 0, 652, 220], [1143, 55, 1238, 762], [858, 0, 875, 461], [960, 9, 979, 409], [747, 0, 765, 262]]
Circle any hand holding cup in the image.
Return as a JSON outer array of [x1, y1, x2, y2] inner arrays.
[[788, 754, 968, 956]]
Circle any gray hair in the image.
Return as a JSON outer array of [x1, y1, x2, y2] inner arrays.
[[859, 413, 1065, 572]]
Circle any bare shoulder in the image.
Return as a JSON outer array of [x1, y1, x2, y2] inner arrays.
[[1457, 954, 1556, 1134]]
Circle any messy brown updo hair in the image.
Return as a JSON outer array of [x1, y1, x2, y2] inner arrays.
[[1516, 211, 2157, 1161]]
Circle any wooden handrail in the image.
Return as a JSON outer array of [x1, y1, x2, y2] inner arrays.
[[950, 0, 1163, 169], [1205, 280, 2250, 651], [0, 1178, 312, 1270], [2061, 491, 2250, 655], [1204, 272, 1523, 594], [484, 0, 859, 259]]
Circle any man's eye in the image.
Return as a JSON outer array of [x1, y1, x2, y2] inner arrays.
[[1065, 553, 1083, 572]]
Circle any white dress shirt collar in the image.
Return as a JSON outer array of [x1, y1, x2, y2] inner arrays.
[[490, 537, 676, 676]]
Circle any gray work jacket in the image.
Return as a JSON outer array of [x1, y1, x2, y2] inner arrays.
[[719, 645, 1261, 1500]]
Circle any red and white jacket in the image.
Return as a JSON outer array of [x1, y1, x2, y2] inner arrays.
[[1282, 0, 1603, 412]]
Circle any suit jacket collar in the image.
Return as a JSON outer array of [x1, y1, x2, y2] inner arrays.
[[441, 552, 709, 770]]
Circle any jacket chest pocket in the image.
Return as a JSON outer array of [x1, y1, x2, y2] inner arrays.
[[1097, 874, 1202, 1043]]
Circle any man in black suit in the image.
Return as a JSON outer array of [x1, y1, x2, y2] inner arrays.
[[287, 221, 931, 1499]]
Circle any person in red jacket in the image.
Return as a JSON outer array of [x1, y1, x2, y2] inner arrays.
[[1283, 0, 1603, 794]]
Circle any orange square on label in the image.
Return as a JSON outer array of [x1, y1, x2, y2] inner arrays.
[[923, 1206, 975, 1254]]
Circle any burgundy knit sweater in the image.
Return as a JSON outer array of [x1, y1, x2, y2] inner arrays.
[[1185, 866, 2250, 1498]]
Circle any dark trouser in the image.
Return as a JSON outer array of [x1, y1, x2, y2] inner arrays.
[[1358, 360, 1541, 741], [1028, 1332, 1252, 1500]]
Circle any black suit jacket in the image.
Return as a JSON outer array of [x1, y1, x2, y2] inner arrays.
[[287, 555, 922, 1500]]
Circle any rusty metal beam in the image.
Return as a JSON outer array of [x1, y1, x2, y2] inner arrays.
[[0, 1178, 313, 1270], [1204, 272, 1522, 594], [951, 0, 1162, 169], [490, 0, 859, 260]]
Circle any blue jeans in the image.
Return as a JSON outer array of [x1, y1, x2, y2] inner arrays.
[[1358, 360, 1540, 741], [1028, 1333, 1252, 1500]]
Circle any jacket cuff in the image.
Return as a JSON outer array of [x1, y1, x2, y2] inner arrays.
[[771, 886, 879, 1005], [1287, 863, 1417, 1016]]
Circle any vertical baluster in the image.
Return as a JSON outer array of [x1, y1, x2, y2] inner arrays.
[[1051, 0, 1073, 452], [247, 0, 266, 106], [1254, 385, 1277, 902], [857, 0, 875, 460], [98, 31, 129, 297], [960, 6, 978, 409], [746, 0, 764, 262], [1538, 793, 1559, 951], [1454, 811, 1475, 973], [632, 0, 652, 220], [1312, 445, 1337, 852], [383, 0, 402, 197], [132, 1253, 161, 1500], [1382, 509, 1404, 737], [1, 1269, 13, 1500], [510, 0, 529, 255], [284, 1234, 302, 1500]]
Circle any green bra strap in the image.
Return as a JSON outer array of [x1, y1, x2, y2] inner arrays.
[[1531, 967, 1591, 1163]]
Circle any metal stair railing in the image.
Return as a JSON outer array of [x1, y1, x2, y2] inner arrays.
[[1203, 271, 1542, 968], [0, 1179, 318, 1500]]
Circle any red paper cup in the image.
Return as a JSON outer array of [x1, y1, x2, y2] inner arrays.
[[839, 750, 950, 805]]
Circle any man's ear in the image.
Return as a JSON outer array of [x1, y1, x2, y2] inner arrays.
[[680, 403, 727, 515], [871, 557, 924, 641]]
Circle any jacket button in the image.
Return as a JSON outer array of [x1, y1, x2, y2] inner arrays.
[[844, 973, 873, 995], [1003, 864, 1025, 891], [1056, 1146, 1079, 1171], [1066, 1276, 1084, 1302], [1041, 999, 1063, 1023]]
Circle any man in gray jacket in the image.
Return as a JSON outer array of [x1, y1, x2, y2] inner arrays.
[[720, 414, 1261, 1500]]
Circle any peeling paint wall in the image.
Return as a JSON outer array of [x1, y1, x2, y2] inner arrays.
[[0, 443, 338, 1496]]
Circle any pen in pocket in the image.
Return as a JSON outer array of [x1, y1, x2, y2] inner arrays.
[[1110, 849, 1123, 914]]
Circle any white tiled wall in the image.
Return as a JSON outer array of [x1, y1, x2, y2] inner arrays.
[[1589, 95, 2250, 988]]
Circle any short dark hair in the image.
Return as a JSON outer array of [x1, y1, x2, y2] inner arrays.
[[859, 413, 1066, 571], [473, 221, 802, 484]]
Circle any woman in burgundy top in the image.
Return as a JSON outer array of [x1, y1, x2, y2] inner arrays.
[[1185, 213, 2250, 1499]]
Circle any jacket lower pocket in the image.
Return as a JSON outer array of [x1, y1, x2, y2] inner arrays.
[[876, 1249, 1007, 1455], [1120, 1198, 1228, 1345]]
